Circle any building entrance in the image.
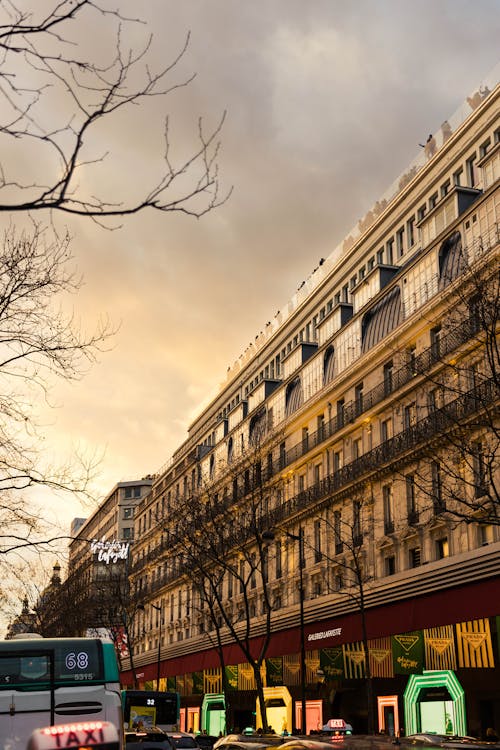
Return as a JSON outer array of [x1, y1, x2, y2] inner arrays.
[[404, 671, 466, 736]]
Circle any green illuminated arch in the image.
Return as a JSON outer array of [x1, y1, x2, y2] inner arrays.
[[404, 670, 466, 736]]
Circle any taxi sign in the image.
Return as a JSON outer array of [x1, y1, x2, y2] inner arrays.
[[27, 721, 119, 750], [325, 719, 346, 729]]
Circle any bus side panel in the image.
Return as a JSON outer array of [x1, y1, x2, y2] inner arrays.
[[0, 690, 51, 750]]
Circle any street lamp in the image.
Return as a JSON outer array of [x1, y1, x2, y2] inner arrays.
[[263, 527, 306, 733], [138, 602, 163, 689]]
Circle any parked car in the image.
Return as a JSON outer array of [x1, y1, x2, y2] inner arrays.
[[214, 734, 297, 750]]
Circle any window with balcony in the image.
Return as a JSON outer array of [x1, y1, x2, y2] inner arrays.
[[337, 399, 345, 428], [314, 520, 322, 563], [406, 474, 418, 524], [279, 441, 286, 469], [472, 442, 488, 498], [404, 402, 417, 429], [383, 360, 393, 396], [333, 448, 343, 472], [381, 417, 393, 442], [430, 326, 441, 360], [317, 413, 326, 441], [352, 437, 362, 460], [239, 559, 245, 593], [355, 382, 364, 416], [428, 386, 444, 415], [353, 501, 362, 546], [334, 510, 343, 554], [383, 485, 394, 534], [432, 460, 445, 513], [302, 427, 309, 452], [275, 541, 282, 579]]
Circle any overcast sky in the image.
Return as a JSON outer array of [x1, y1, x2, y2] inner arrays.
[[17, 0, 500, 536]]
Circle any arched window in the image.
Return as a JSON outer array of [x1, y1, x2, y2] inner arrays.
[[227, 436, 233, 462], [285, 377, 303, 417], [362, 286, 402, 353], [323, 346, 335, 385], [438, 231, 464, 289], [249, 408, 267, 445]]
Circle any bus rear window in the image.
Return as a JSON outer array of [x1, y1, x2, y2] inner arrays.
[[0, 641, 104, 687]]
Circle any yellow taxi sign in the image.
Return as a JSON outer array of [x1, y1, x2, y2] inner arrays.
[[27, 721, 119, 750]]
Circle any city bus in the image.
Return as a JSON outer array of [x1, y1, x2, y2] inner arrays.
[[0, 636, 122, 750], [122, 689, 180, 730]]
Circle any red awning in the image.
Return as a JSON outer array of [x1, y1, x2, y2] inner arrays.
[[121, 575, 500, 683]]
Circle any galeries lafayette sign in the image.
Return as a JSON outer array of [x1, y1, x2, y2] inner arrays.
[[307, 627, 342, 642], [90, 539, 130, 564]]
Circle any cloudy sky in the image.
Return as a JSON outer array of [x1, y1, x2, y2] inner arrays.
[[9, 0, 500, 536]]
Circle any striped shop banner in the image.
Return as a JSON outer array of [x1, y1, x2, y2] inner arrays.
[[343, 642, 366, 679], [283, 653, 301, 686], [368, 637, 393, 678], [238, 662, 256, 690], [204, 668, 223, 693], [455, 618, 495, 668], [306, 650, 321, 684], [424, 625, 457, 670]]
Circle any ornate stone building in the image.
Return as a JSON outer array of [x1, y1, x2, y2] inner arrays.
[[124, 72, 500, 738]]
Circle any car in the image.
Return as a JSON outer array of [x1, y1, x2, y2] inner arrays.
[[165, 732, 202, 749], [319, 720, 353, 736], [125, 727, 173, 750], [214, 734, 298, 750], [397, 735, 499, 749], [196, 736, 219, 750], [280, 741, 343, 750]]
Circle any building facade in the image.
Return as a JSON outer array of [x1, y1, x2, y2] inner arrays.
[[42, 478, 152, 637], [123, 75, 500, 738]]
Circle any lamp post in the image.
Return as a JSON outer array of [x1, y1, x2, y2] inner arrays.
[[289, 527, 306, 734], [262, 527, 306, 733]]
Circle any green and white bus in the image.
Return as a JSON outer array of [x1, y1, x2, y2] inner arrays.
[[0, 636, 122, 750]]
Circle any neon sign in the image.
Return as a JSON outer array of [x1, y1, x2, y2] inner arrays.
[[90, 538, 130, 564]]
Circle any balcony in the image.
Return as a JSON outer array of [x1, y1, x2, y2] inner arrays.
[[135, 373, 498, 587]]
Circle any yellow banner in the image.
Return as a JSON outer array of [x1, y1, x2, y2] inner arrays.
[[456, 619, 494, 668], [424, 625, 456, 670]]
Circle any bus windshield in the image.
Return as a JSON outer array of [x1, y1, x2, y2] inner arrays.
[[122, 690, 180, 731]]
